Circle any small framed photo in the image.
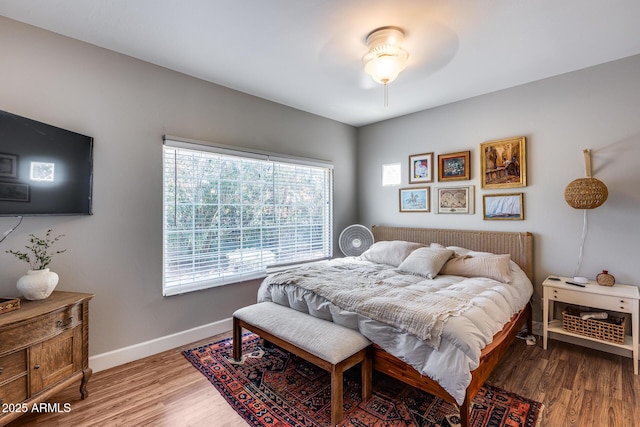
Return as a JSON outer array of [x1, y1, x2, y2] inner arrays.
[[399, 187, 430, 212], [435, 185, 475, 214], [483, 193, 524, 220], [409, 152, 434, 184], [480, 136, 526, 189], [0, 182, 30, 202], [438, 150, 470, 181], [0, 153, 18, 178]]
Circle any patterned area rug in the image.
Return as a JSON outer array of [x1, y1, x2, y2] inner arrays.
[[183, 333, 543, 427]]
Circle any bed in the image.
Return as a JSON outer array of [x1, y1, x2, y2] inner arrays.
[[257, 225, 534, 427]]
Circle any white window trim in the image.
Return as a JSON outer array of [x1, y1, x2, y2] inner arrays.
[[164, 135, 334, 169]]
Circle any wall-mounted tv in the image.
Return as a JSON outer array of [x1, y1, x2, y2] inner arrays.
[[0, 110, 93, 216]]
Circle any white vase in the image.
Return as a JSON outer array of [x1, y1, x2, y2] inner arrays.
[[16, 268, 59, 300]]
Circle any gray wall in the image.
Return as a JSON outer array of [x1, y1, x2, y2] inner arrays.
[[358, 54, 640, 319], [0, 17, 358, 355]]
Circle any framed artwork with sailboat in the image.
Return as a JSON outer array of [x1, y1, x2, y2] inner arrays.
[[483, 193, 524, 220]]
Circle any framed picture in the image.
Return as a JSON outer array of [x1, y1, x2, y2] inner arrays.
[[435, 185, 475, 214], [0, 182, 30, 202], [480, 136, 526, 188], [409, 152, 434, 184], [399, 187, 430, 212], [0, 153, 18, 178], [483, 193, 524, 220], [438, 150, 470, 181]]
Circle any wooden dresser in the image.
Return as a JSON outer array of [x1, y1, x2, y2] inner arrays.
[[0, 291, 93, 426]]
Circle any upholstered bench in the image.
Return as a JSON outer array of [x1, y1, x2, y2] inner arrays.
[[233, 302, 372, 425]]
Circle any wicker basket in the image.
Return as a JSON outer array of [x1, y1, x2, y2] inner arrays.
[[0, 297, 20, 315], [562, 308, 625, 344]]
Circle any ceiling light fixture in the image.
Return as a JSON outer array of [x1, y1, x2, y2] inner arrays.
[[363, 26, 409, 106]]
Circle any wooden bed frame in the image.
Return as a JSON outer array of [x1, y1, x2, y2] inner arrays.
[[370, 225, 534, 427]]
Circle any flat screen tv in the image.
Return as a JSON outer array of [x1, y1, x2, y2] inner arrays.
[[0, 110, 93, 216]]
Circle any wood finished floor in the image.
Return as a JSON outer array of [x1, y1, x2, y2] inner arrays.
[[7, 333, 640, 427]]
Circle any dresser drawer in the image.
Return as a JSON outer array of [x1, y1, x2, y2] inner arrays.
[[548, 287, 634, 313], [0, 351, 27, 383], [0, 304, 82, 354], [0, 374, 27, 405]]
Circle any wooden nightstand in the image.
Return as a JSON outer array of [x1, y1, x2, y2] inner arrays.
[[542, 276, 639, 375]]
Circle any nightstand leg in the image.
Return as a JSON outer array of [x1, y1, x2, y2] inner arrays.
[[543, 297, 550, 350], [633, 305, 639, 375]]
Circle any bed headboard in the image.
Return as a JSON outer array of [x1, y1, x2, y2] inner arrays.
[[371, 226, 534, 281]]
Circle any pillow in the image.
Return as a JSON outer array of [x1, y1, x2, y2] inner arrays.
[[440, 254, 512, 283], [360, 240, 424, 267], [397, 247, 454, 279], [445, 245, 471, 256], [441, 245, 497, 258]]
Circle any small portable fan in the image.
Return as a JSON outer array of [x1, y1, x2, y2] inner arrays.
[[338, 224, 374, 257]]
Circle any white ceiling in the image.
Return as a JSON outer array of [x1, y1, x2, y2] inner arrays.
[[1, 0, 640, 126]]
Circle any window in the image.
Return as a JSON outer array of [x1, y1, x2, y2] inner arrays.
[[162, 137, 333, 296]]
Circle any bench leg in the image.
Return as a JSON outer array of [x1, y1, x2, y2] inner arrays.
[[330, 367, 343, 426], [330, 352, 371, 425], [232, 317, 242, 361]]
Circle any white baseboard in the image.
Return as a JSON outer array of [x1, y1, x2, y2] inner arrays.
[[89, 317, 233, 373]]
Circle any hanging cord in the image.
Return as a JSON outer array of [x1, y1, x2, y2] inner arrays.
[[574, 209, 588, 276], [0, 215, 24, 244], [384, 83, 389, 107]]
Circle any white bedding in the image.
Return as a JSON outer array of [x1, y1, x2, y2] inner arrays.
[[257, 257, 533, 405]]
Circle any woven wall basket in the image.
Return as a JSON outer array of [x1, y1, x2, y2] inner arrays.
[[564, 177, 608, 209], [564, 149, 608, 209]]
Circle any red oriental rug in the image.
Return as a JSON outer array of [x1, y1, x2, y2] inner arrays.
[[183, 333, 543, 427]]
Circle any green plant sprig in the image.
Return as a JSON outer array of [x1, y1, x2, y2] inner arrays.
[[6, 229, 66, 270]]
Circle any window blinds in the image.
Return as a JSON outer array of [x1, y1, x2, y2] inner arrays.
[[162, 137, 333, 296]]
